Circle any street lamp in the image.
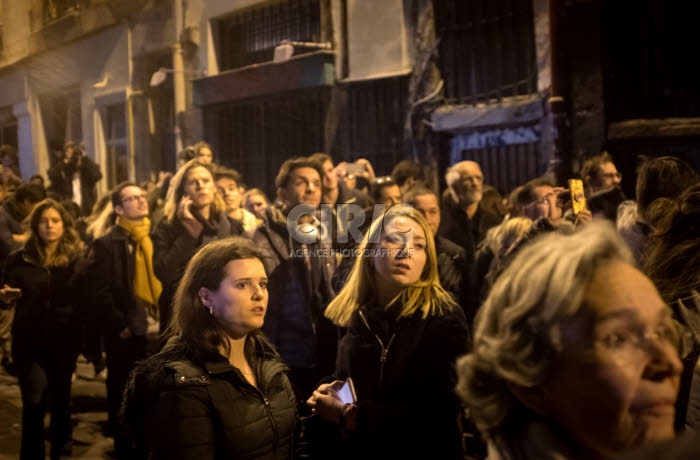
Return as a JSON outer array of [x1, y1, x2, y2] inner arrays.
[[273, 39, 333, 63], [149, 67, 207, 87]]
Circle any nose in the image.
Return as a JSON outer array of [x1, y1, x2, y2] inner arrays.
[[642, 338, 683, 381], [613, 175, 621, 185]]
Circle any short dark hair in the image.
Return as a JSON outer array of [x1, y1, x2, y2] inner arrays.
[[111, 181, 139, 208], [581, 151, 614, 180], [391, 160, 422, 187], [369, 176, 398, 203], [635, 156, 698, 219], [178, 146, 197, 163], [213, 166, 242, 186], [14, 183, 47, 204], [403, 184, 437, 207], [274, 157, 323, 189], [511, 177, 554, 217]]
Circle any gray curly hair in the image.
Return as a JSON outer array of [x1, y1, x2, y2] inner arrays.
[[455, 220, 634, 435]]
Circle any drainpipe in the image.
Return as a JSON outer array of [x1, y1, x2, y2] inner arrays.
[[548, 0, 569, 185], [172, 0, 186, 155], [126, 20, 137, 182]]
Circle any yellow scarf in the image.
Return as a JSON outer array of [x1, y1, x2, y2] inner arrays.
[[116, 216, 162, 308]]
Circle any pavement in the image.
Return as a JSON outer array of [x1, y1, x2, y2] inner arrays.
[[0, 355, 113, 459]]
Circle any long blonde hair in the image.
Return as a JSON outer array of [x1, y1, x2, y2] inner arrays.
[[162, 159, 226, 222], [325, 204, 457, 327]]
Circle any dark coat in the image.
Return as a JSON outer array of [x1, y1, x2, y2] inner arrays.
[[252, 206, 337, 372], [123, 337, 297, 460], [47, 155, 103, 216], [152, 210, 243, 331], [311, 302, 469, 459], [90, 225, 146, 336], [2, 246, 85, 364], [439, 204, 501, 260]]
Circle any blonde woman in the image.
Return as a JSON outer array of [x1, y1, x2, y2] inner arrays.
[[306, 204, 470, 459], [152, 159, 244, 336]]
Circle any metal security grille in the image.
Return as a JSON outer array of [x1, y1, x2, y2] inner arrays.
[[218, 0, 322, 71], [460, 141, 542, 196], [204, 88, 329, 197], [331, 76, 410, 176], [433, 0, 537, 105]]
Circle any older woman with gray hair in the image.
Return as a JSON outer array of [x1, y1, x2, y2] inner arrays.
[[456, 221, 683, 459]]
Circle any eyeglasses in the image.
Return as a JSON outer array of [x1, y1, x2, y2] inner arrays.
[[121, 193, 148, 204], [596, 322, 688, 361]]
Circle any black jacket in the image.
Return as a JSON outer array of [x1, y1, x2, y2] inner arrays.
[[310, 302, 469, 459], [90, 225, 148, 336], [123, 336, 298, 460], [2, 246, 86, 364], [47, 155, 103, 216]]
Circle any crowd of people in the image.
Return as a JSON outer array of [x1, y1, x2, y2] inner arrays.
[[0, 138, 698, 460]]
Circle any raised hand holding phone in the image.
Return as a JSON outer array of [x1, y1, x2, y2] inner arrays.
[[337, 378, 357, 404]]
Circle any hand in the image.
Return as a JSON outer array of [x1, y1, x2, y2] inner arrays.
[[0, 284, 22, 304], [334, 162, 348, 179], [306, 380, 347, 424], [575, 208, 592, 226], [354, 158, 376, 182], [177, 196, 195, 222], [119, 327, 132, 339]]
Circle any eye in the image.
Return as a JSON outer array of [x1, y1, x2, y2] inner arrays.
[[259, 282, 268, 289], [236, 282, 249, 289], [600, 331, 636, 349]]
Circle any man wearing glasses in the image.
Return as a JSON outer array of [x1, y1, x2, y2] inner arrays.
[[89, 181, 161, 459], [581, 151, 626, 221]]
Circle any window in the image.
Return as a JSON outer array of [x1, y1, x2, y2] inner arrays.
[[102, 103, 128, 189], [218, 0, 322, 71], [434, 0, 537, 105]]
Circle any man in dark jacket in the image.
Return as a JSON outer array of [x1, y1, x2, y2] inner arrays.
[[252, 157, 337, 408], [90, 182, 161, 459], [439, 161, 501, 261], [47, 141, 103, 216]]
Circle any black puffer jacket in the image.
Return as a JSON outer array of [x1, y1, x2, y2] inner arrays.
[[123, 335, 298, 460], [2, 245, 85, 364]]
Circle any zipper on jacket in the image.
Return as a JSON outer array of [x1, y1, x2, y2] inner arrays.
[[261, 395, 279, 457], [358, 310, 397, 388]]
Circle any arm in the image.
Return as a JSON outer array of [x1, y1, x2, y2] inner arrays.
[[152, 220, 200, 287], [79, 156, 103, 186], [90, 238, 127, 334]]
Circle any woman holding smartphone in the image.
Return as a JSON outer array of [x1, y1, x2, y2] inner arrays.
[[0, 199, 87, 460], [306, 204, 470, 459]]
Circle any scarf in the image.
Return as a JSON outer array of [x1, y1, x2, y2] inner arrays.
[[116, 216, 162, 307]]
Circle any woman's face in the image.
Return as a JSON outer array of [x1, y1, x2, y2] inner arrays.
[[537, 261, 681, 456], [38, 207, 64, 244], [206, 258, 268, 338], [183, 166, 216, 209], [372, 215, 427, 297], [245, 193, 268, 218]]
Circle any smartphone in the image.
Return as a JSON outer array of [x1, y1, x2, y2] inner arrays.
[[568, 179, 587, 215], [337, 377, 357, 404], [345, 163, 365, 175]]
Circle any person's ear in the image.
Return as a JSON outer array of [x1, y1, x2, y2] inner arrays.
[[198, 287, 213, 307], [507, 382, 553, 417], [114, 204, 125, 217]]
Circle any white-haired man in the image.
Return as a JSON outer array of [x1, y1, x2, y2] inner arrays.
[[440, 161, 501, 259]]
